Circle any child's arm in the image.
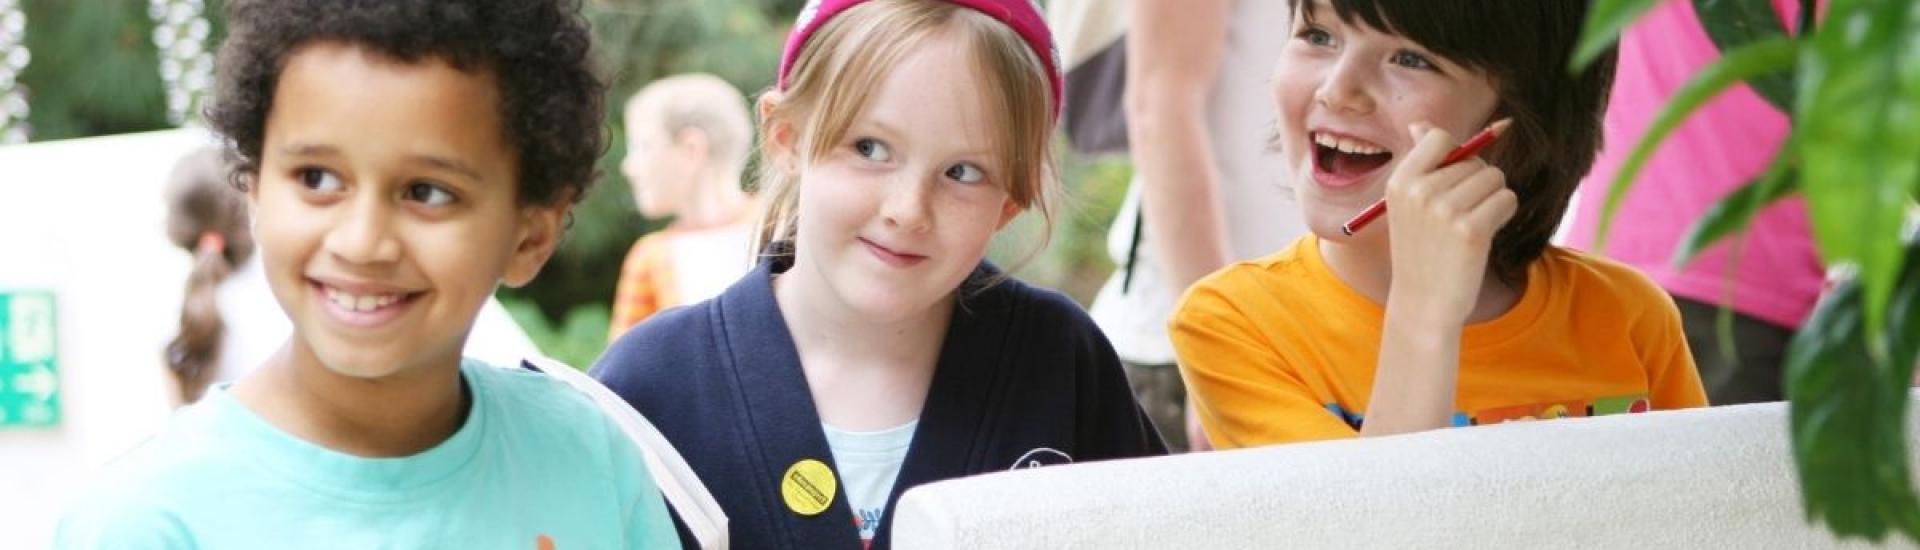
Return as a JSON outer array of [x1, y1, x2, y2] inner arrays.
[[1171, 280, 1359, 447], [1124, 0, 1235, 289], [1365, 125, 1517, 437], [1077, 317, 1173, 457]]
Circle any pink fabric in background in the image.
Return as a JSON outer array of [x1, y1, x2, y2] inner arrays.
[[1566, 0, 1822, 330]]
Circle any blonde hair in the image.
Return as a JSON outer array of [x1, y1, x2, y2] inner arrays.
[[626, 73, 754, 173], [752, 0, 1058, 259]]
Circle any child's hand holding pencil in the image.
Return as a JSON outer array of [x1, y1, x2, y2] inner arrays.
[[1378, 119, 1516, 328]]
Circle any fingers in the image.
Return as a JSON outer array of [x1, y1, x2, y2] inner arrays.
[[1438, 165, 1510, 235], [1389, 123, 1457, 185], [1394, 162, 1511, 238], [1440, 164, 1507, 213], [1388, 158, 1480, 205], [1386, 121, 1514, 240], [1460, 185, 1519, 241]]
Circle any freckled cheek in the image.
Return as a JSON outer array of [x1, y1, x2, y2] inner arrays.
[[797, 173, 875, 236], [938, 195, 1008, 251]]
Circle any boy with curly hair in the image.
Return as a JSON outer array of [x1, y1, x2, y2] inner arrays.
[[56, 0, 680, 547]]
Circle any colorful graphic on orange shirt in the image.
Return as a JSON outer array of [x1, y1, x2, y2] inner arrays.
[[1590, 394, 1655, 416], [1468, 394, 1652, 425], [1325, 394, 1652, 430], [1326, 405, 1470, 429], [1472, 400, 1588, 424]]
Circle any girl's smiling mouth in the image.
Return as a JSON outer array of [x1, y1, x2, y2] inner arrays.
[[859, 237, 928, 268]]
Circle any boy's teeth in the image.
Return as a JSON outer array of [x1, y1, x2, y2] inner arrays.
[[1314, 133, 1385, 155], [323, 286, 402, 312]]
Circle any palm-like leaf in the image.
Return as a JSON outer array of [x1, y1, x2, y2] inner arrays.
[[1579, 0, 1920, 541]]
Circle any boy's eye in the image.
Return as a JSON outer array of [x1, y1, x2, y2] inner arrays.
[[404, 182, 457, 207], [1391, 50, 1437, 71], [1298, 26, 1334, 47], [297, 168, 343, 192], [854, 138, 893, 162], [944, 163, 985, 184]]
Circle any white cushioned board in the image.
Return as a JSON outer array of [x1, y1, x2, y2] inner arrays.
[[893, 397, 1920, 549]]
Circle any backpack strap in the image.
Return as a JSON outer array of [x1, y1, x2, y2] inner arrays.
[[522, 357, 729, 550]]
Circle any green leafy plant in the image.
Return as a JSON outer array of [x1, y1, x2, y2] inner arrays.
[[1575, 0, 1920, 542]]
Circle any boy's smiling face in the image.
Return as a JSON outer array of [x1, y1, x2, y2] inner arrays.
[[1272, 0, 1501, 243], [251, 41, 564, 379]]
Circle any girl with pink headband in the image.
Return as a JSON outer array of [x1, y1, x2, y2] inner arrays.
[[594, 1, 1166, 547]]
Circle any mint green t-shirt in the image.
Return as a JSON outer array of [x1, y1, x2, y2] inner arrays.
[[56, 359, 680, 549]]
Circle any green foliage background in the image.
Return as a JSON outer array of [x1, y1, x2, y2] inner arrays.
[[1577, 0, 1920, 542]]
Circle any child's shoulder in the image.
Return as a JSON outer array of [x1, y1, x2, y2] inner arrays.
[[461, 359, 639, 467], [966, 271, 1131, 363], [971, 269, 1098, 329], [1184, 237, 1323, 304], [593, 296, 721, 390], [1527, 246, 1688, 340], [1536, 245, 1675, 313], [56, 401, 252, 543], [56, 465, 197, 547], [600, 296, 715, 357], [462, 358, 604, 422]]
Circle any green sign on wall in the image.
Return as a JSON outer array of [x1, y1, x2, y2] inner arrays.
[[0, 291, 59, 427]]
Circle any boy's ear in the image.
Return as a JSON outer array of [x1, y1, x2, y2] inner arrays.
[[502, 190, 574, 288], [676, 127, 711, 164], [757, 91, 798, 174], [244, 173, 262, 236]]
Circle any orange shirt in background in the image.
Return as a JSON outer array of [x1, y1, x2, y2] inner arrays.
[[608, 205, 759, 341]]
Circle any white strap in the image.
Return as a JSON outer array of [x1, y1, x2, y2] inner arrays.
[[523, 356, 729, 550]]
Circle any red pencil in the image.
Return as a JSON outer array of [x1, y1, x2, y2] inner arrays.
[[1340, 118, 1512, 236]]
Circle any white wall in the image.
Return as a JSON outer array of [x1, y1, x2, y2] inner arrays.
[[0, 129, 214, 547]]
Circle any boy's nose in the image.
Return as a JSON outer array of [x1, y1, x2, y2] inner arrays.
[[1315, 60, 1376, 115], [323, 198, 404, 266]]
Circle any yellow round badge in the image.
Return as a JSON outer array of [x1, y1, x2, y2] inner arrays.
[[781, 459, 838, 517]]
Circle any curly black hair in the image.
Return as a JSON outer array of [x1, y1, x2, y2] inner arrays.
[[206, 0, 605, 206]]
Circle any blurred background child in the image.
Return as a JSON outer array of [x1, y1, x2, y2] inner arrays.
[[609, 73, 759, 339]]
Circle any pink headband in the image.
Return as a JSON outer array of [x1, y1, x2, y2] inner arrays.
[[777, 0, 1063, 119]]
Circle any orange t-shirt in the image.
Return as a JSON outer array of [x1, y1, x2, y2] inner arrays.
[[609, 231, 679, 340], [608, 205, 760, 341], [1170, 235, 1708, 448]]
